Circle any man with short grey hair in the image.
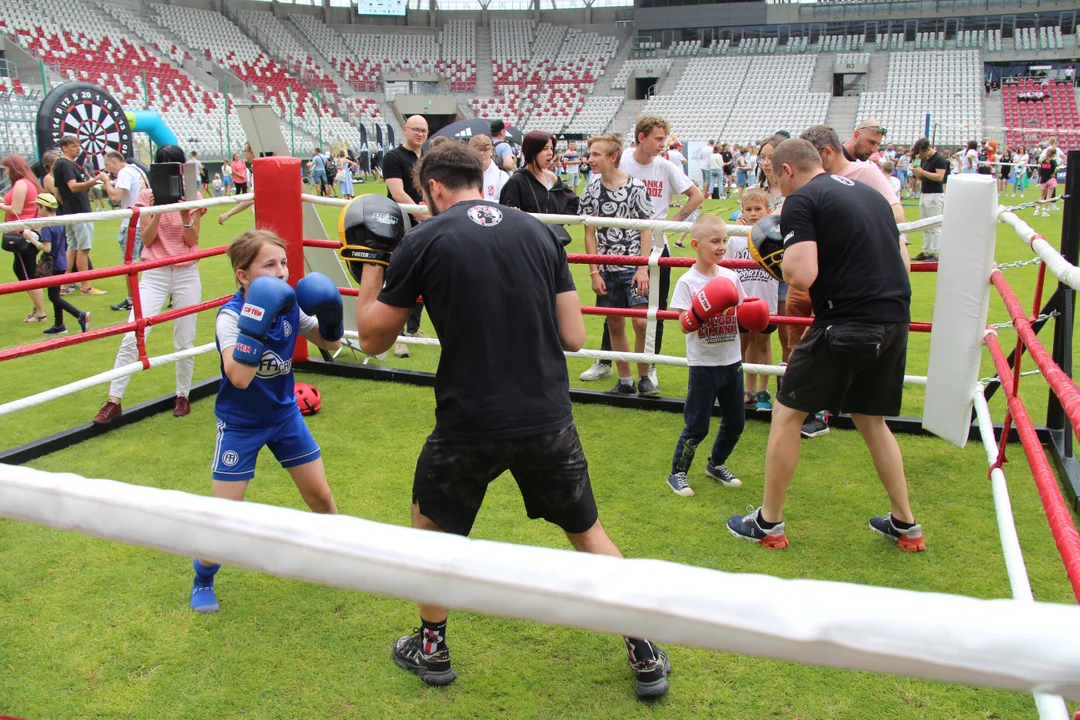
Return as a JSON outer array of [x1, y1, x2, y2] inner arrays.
[[843, 119, 887, 162]]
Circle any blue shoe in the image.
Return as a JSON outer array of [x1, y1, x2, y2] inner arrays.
[[755, 390, 773, 411], [78, 311, 91, 333], [727, 506, 789, 549], [191, 559, 220, 613], [42, 324, 67, 335], [666, 472, 694, 497], [705, 461, 742, 488]]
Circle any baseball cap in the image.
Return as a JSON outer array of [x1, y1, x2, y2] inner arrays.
[[775, 130, 791, 138], [35, 193, 58, 209], [489, 119, 506, 135]]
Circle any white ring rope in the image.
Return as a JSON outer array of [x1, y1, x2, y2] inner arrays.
[[344, 332, 930, 386], [0, 194, 254, 234], [972, 387, 1071, 720], [0, 343, 217, 418], [1, 463, 1078, 698], [300, 193, 941, 236], [997, 205, 1080, 292]]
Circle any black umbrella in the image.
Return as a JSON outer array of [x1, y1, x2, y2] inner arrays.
[[505, 126, 524, 146], [422, 118, 493, 152]]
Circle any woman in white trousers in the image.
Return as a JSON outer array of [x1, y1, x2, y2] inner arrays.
[[93, 145, 204, 423]]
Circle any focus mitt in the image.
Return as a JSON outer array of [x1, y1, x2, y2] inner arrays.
[[748, 215, 785, 282], [339, 195, 411, 282]]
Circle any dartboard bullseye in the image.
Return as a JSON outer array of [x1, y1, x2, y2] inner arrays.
[[36, 82, 132, 172]]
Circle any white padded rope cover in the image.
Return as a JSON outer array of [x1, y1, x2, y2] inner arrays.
[[998, 207, 1080, 292], [2, 465, 1079, 698]]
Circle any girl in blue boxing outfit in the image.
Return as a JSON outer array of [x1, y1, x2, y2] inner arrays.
[[191, 229, 345, 613]]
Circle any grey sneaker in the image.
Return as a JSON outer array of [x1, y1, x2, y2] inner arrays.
[[627, 641, 671, 698], [800, 412, 830, 438], [405, 329, 428, 339], [705, 462, 743, 488], [580, 360, 613, 382], [637, 375, 661, 397], [609, 380, 637, 395], [394, 342, 409, 358]]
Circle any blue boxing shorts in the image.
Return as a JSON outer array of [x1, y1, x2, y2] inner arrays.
[[211, 411, 321, 481]]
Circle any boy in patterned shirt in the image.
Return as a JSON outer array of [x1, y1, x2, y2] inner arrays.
[[580, 133, 657, 396]]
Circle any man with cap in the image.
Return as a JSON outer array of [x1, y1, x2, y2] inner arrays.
[[843, 119, 887, 162], [349, 141, 673, 698], [490, 119, 517, 173], [728, 138, 923, 553]]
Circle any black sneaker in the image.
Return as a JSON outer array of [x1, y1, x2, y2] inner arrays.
[[800, 412, 830, 438], [111, 298, 132, 312], [609, 380, 637, 395], [637, 376, 661, 397], [912, 251, 930, 261], [392, 630, 457, 686], [629, 643, 671, 698]]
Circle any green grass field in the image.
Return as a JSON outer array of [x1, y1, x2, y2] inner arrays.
[[1, 181, 1077, 719]]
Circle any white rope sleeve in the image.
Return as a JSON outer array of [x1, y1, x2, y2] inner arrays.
[[343, 332, 929, 385], [972, 388, 1071, 720], [0, 343, 217, 418], [998, 206, 1080, 292], [301, 193, 937, 237], [1, 465, 1078, 697], [0, 194, 253, 233], [643, 242, 663, 356]]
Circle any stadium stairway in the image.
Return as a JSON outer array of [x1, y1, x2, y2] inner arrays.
[[657, 57, 689, 96], [984, 90, 1004, 145], [810, 53, 836, 93], [600, 36, 635, 95], [281, 18, 353, 97], [826, 96, 859, 137], [474, 24, 494, 97], [609, 98, 648, 137], [867, 52, 889, 92]]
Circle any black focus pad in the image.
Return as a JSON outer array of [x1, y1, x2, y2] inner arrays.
[[338, 195, 412, 281], [748, 214, 786, 282]]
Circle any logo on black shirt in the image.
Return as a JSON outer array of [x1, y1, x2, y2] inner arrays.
[[830, 175, 855, 186], [468, 205, 503, 227]]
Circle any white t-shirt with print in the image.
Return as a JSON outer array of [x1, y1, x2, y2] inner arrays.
[[482, 161, 509, 203], [670, 266, 746, 367], [619, 149, 693, 221], [724, 236, 778, 314], [115, 164, 147, 230]]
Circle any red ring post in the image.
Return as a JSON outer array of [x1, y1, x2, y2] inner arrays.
[[254, 156, 307, 363]]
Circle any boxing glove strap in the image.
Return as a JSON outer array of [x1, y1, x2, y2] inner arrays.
[[341, 245, 391, 266], [232, 332, 266, 367]]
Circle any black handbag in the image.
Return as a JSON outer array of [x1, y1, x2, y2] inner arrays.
[[2, 231, 29, 253]]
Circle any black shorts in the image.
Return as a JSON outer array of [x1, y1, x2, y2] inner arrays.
[[412, 421, 598, 537], [777, 321, 908, 417]]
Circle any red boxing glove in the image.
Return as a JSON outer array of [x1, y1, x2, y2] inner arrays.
[[737, 296, 770, 333], [689, 275, 739, 323]]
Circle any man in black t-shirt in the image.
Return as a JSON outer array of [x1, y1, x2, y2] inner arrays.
[[728, 139, 925, 554], [354, 142, 672, 698], [52, 134, 107, 295], [911, 138, 950, 262], [381, 115, 431, 356]]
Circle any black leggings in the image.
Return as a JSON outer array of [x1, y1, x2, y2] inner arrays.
[[47, 284, 82, 326], [12, 245, 37, 282], [234, 182, 248, 194]]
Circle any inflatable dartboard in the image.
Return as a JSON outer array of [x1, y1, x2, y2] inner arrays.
[[37, 82, 132, 173]]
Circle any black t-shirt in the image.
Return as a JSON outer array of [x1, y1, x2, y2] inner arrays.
[[976, 148, 992, 175], [52, 157, 91, 215], [780, 172, 911, 327], [721, 150, 734, 174], [920, 151, 950, 194], [381, 145, 422, 203], [378, 199, 577, 440], [1039, 159, 1058, 184]]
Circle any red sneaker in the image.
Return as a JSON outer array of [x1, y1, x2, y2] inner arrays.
[[173, 396, 190, 417], [92, 401, 122, 424]]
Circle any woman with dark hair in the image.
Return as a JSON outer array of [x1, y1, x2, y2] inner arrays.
[[499, 130, 580, 220], [93, 143, 206, 424], [2, 154, 47, 321]]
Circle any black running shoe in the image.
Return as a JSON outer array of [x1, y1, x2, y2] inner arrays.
[[111, 298, 132, 312], [608, 380, 637, 395], [392, 630, 457, 686], [630, 644, 671, 698]]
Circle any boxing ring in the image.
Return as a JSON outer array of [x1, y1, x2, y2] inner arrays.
[[1, 156, 1080, 716]]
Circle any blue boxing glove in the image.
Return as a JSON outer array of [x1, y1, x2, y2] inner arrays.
[[233, 276, 296, 367], [295, 272, 344, 342]]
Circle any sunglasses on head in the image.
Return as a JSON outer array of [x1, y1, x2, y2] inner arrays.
[[860, 125, 888, 136]]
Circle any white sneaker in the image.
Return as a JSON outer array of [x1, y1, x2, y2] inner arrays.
[[405, 329, 428, 339], [394, 342, 409, 358], [579, 360, 612, 382], [648, 364, 658, 388]]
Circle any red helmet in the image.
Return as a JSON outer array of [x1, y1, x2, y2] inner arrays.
[[295, 382, 322, 416]]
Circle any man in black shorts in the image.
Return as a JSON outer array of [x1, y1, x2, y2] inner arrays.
[[353, 142, 672, 698], [727, 139, 925, 553]]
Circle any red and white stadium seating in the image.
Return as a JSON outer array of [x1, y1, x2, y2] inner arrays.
[[1003, 79, 1080, 152]]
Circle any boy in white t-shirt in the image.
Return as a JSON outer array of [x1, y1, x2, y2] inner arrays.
[[727, 189, 778, 411], [666, 215, 747, 497], [469, 134, 509, 203]]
